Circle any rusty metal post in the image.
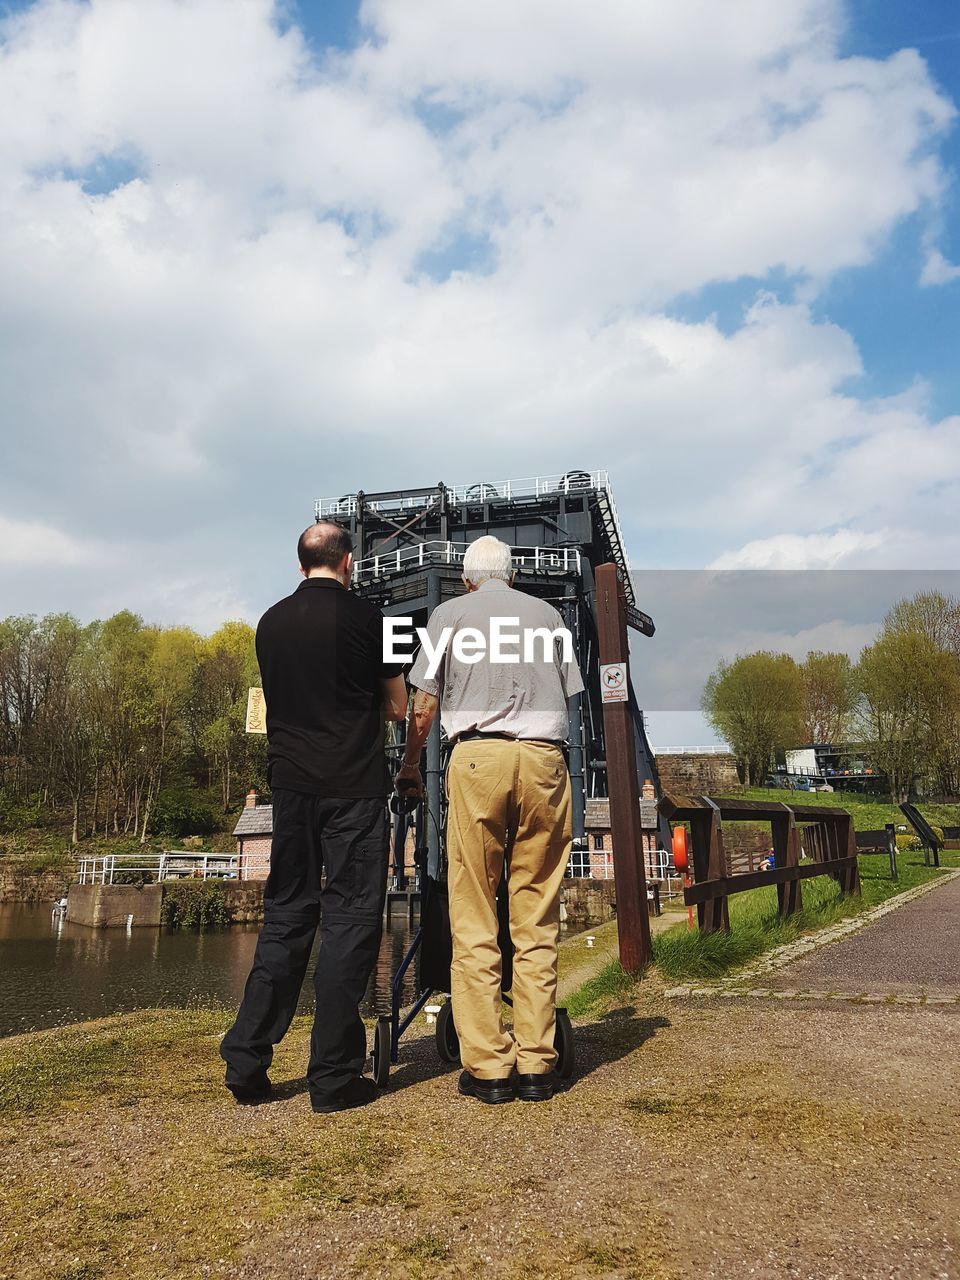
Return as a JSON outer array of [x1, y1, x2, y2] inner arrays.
[[595, 563, 651, 972]]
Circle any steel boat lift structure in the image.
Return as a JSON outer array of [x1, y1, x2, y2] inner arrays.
[[315, 468, 670, 875]]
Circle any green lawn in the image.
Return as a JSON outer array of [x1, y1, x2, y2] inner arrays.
[[722, 787, 960, 832]]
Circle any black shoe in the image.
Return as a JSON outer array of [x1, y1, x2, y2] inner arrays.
[[228, 1073, 272, 1105], [458, 1071, 514, 1104], [311, 1076, 378, 1114], [515, 1072, 555, 1102]]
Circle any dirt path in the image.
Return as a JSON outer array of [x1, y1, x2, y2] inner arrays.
[[3, 967, 958, 1280], [765, 872, 960, 998]]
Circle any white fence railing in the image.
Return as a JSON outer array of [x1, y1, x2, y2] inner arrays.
[[568, 848, 682, 898], [79, 852, 240, 885], [316, 470, 610, 520], [352, 540, 582, 583]]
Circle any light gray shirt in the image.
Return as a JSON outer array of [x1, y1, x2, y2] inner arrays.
[[408, 579, 585, 742]]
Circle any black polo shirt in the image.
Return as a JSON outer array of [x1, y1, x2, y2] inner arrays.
[[256, 577, 403, 798]]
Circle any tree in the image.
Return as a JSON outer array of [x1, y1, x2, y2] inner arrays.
[[799, 651, 857, 744], [190, 622, 258, 811], [139, 626, 201, 842], [855, 631, 960, 802], [884, 591, 960, 655], [702, 652, 805, 785]]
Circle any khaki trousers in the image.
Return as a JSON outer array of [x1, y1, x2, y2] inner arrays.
[[446, 738, 571, 1078]]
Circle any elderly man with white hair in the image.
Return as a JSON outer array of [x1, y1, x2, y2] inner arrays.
[[396, 535, 584, 1104]]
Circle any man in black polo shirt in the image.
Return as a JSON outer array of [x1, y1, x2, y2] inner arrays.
[[221, 522, 407, 1114]]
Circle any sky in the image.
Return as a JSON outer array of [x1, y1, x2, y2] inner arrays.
[[1, 0, 959, 742]]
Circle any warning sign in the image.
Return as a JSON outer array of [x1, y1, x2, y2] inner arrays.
[[245, 687, 267, 734], [600, 662, 628, 703]]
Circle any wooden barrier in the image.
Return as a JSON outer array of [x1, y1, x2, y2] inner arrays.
[[853, 825, 898, 880], [659, 794, 861, 934]]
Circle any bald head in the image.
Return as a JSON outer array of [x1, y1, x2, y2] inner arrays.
[[298, 521, 354, 575]]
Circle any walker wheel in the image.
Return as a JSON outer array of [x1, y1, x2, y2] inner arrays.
[[554, 1008, 575, 1081], [373, 1016, 391, 1087], [435, 999, 460, 1064]]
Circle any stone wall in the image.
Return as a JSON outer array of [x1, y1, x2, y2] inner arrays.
[[222, 881, 267, 923], [58, 875, 621, 930], [67, 882, 163, 927], [560, 878, 618, 928], [656, 753, 741, 796], [0, 863, 71, 904]]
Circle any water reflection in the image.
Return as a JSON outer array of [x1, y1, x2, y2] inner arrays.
[[0, 904, 419, 1038]]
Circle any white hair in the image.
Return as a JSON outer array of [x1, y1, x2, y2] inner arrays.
[[462, 536, 514, 585]]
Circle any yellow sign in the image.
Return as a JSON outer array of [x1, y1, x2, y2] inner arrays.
[[245, 687, 267, 734]]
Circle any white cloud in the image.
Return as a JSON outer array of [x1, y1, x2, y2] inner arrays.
[[0, 0, 957, 626], [0, 512, 103, 566], [708, 529, 886, 570], [920, 248, 960, 286]]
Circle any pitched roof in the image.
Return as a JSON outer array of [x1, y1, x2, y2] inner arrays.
[[233, 804, 274, 837]]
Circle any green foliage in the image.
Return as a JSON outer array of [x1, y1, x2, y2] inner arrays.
[[702, 652, 805, 784], [728, 786, 960, 833], [159, 880, 230, 930], [856, 629, 960, 801], [799, 651, 857, 743], [705, 588, 960, 802], [111, 869, 153, 887], [0, 789, 44, 833], [565, 960, 638, 1017], [0, 610, 261, 846], [149, 786, 218, 838]]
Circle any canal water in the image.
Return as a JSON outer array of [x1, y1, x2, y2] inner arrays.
[[0, 904, 421, 1038]]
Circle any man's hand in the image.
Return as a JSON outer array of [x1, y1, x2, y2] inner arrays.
[[395, 762, 424, 801]]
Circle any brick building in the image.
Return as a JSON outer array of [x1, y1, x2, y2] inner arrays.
[[232, 790, 273, 881], [582, 779, 663, 878]]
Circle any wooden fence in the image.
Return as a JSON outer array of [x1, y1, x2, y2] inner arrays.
[[659, 794, 861, 934]]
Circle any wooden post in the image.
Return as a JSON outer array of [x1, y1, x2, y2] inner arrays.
[[698, 798, 730, 932], [595, 563, 651, 972], [771, 804, 802, 917]]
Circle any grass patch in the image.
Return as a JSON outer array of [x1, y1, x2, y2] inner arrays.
[[572, 1231, 676, 1279], [726, 788, 960, 832], [0, 1008, 231, 1117], [565, 958, 638, 1017], [357, 1232, 450, 1278], [652, 850, 958, 982], [293, 1124, 405, 1206]]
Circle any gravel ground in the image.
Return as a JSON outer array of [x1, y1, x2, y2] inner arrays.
[[3, 980, 958, 1280], [767, 873, 960, 997]]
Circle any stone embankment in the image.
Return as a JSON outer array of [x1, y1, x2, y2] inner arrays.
[[0, 863, 70, 904]]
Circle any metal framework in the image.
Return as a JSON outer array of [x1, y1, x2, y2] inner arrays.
[[316, 469, 668, 876]]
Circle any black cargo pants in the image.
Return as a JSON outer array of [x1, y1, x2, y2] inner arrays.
[[220, 788, 388, 1105]]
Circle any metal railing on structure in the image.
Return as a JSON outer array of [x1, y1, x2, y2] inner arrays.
[[352, 540, 582, 584], [567, 848, 682, 899], [315, 470, 612, 520], [79, 852, 240, 885]]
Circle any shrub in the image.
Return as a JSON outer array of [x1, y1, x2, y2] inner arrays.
[[112, 869, 153, 887], [0, 790, 43, 833], [149, 788, 218, 839], [896, 833, 921, 852], [160, 881, 230, 930]]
